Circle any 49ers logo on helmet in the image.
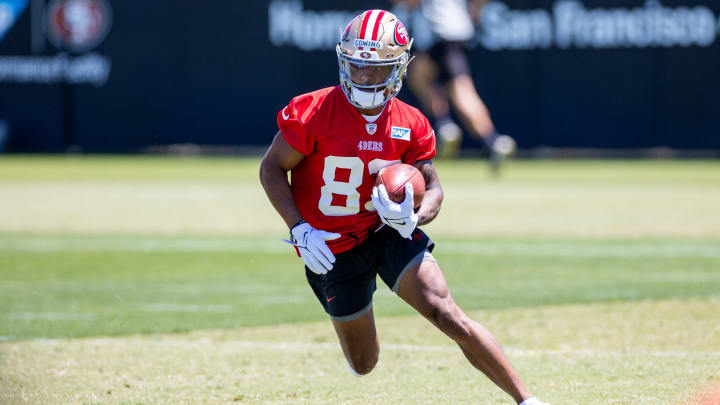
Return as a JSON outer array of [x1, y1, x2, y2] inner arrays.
[[394, 21, 408, 46]]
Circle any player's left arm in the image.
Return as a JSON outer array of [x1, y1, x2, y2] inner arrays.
[[411, 159, 443, 226]]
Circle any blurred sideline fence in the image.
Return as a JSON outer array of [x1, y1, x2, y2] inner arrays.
[[0, 0, 719, 155]]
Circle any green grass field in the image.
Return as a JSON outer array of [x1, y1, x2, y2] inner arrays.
[[1, 156, 719, 404]]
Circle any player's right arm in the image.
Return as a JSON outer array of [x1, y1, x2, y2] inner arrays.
[[259, 131, 340, 275], [259, 131, 304, 229]]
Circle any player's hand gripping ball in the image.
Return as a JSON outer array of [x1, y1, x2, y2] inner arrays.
[[372, 163, 424, 239], [375, 163, 425, 209]]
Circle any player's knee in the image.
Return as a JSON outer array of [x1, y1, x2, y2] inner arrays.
[[434, 302, 473, 343], [346, 352, 378, 376]]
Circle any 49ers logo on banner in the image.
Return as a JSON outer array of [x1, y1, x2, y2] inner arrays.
[[46, 0, 112, 52], [394, 21, 408, 46]]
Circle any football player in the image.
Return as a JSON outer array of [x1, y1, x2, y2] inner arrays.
[[393, 0, 516, 171], [259, 10, 548, 405]]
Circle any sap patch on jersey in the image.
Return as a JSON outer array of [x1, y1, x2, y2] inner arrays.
[[390, 126, 411, 141]]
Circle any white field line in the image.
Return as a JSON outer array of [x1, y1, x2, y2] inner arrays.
[[139, 304, 234, 313], [0, 238, 283, 253], [7, 312, 96, 321], [441, 243, 720, 259], [2, 237, 720, 258], [25, 338, 720, 358]]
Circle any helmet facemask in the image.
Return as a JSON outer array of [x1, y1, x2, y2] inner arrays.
[[337, 47, 412, 110], [336, 10, 414, 110]]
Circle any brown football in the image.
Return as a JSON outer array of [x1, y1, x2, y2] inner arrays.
[[375, 163, 425, 208]]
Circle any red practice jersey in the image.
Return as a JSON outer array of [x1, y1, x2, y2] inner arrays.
[[277, 86, 436, 254]]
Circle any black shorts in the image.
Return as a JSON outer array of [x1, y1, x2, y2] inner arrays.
[[305, 226, 435, 322], [427, 41, 472, 84]]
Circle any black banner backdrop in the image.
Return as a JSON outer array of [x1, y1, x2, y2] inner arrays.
[[0, 0, 718, 152]]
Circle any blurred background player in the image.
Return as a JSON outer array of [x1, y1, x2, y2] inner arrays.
[[392, 0, 516, 171]]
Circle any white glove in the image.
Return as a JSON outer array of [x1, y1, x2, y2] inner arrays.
[[519, 398, 550, 405], [289, 221, 341, 275], [371, 183, 418, 239]]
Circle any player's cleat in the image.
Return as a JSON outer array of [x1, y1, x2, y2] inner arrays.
[[436, 118, 462, 159], [518, 397, 550, 405], [493, 134, 516, 157], [487, 133, 516, 174], [346, 359, 363, 377]]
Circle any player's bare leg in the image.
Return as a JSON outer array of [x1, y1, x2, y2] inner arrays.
[[448, 74, 516, 173], [447, 74, 496, 138], [408, 53, 441, 117], [331, 308, 380, 376], [430, 83, 463, 159], [408, 54, 462, 158], [397, 260, 532, 403]]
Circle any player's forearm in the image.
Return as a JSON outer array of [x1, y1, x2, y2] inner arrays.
[[417, 184, 442, 226], [413, 160, 443, 226], [259, 161, 301, 229]]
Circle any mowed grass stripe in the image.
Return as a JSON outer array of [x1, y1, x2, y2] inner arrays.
[[1, 156, 718, 183], [2, 234, 720, 258], [1, 298, 718, 405], [25, 338, 720, 358], [1, 158, 719, 237], [2, 238, 719, 339]]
